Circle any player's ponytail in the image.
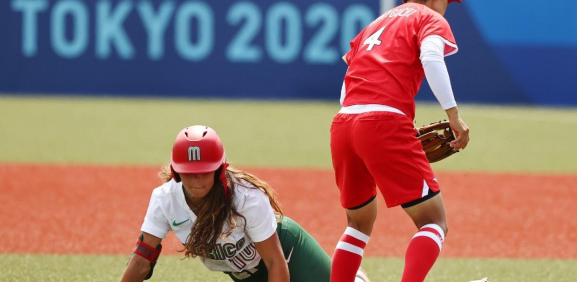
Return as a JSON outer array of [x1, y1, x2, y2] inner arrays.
[[158, 164, 172, 183]]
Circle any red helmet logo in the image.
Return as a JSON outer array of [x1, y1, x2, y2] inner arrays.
[[171, 125, 226, 174]]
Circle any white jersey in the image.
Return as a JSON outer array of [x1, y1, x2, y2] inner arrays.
[[141, 179, 277, 272]]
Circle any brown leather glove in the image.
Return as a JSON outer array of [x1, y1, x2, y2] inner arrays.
[[416, 120, 458, 163]]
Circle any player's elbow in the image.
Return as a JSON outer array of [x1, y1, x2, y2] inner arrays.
[[123, 255, 152, 281], [134, 257, 152, 278]]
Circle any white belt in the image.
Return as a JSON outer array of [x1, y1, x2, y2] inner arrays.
[[338, 104, 406, 116]]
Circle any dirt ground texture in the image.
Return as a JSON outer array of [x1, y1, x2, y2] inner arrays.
[[1, 164, 575, 259]]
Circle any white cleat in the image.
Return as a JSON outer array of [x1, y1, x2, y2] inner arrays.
[[469, 278, 490, 282], [355, 268, 371, 282]]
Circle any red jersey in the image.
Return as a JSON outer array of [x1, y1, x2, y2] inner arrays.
[[342, 3, 458, 121]]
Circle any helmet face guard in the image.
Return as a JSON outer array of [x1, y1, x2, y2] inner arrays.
[[171, 125, 229, 197]]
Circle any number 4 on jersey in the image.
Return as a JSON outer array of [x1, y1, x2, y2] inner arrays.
[[363, 26, 386, 51]]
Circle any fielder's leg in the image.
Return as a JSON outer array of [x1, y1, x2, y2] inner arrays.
[[331, 197, 377, 282], [330, 112, 378, 282], [401, 192, 448, 282]]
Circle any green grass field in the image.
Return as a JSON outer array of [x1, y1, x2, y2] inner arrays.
[[2, 254, 576, 282], [1, 95, 576, 172], [1, 95, 576, 282]]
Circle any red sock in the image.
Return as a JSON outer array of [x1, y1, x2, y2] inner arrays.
[[401, 224, 445, 282], [331, 227, 369, 282]]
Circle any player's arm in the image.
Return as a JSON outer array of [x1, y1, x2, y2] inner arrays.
[[120, 232, 163, 282], [420, 35, 457, 110], [420, 35, 469, 150], [254, 232, 290, 282]]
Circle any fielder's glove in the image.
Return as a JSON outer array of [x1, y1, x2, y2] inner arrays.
[[416, 120, 458, 163]]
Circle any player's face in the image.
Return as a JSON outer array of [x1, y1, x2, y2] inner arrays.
[[429, 0, 448, 16], [180, 171, 216, 199]]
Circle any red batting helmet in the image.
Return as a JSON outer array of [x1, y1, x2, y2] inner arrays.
[[170, 126, 229, 196], [171, 125, 226, 174]]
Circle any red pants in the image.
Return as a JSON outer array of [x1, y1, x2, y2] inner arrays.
[[330, 111, 440, 208]]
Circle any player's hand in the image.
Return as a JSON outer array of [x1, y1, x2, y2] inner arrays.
[[445, 107, 470, 150]]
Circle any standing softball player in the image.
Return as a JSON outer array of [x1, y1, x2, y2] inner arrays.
[[328, 0, 478, 282], [120, 125, 370, 282]]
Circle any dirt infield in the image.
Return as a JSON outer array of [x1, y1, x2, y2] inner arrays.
[[1, 164, 575, 259]]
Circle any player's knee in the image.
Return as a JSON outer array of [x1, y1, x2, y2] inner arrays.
[[433, 221, 448, 236], [346, 217, 376, 236], [345, 196, 378, 235], [420, 221, 448, 237]]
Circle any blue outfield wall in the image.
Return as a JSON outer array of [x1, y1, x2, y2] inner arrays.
[[1, 0, 576, 106]]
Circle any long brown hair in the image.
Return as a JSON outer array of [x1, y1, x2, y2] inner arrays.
[[158, 164, 284, 258]]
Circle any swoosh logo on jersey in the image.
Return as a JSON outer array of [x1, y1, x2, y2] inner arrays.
[[286, 247, 294, 263], [172, 219, 190, 226]]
